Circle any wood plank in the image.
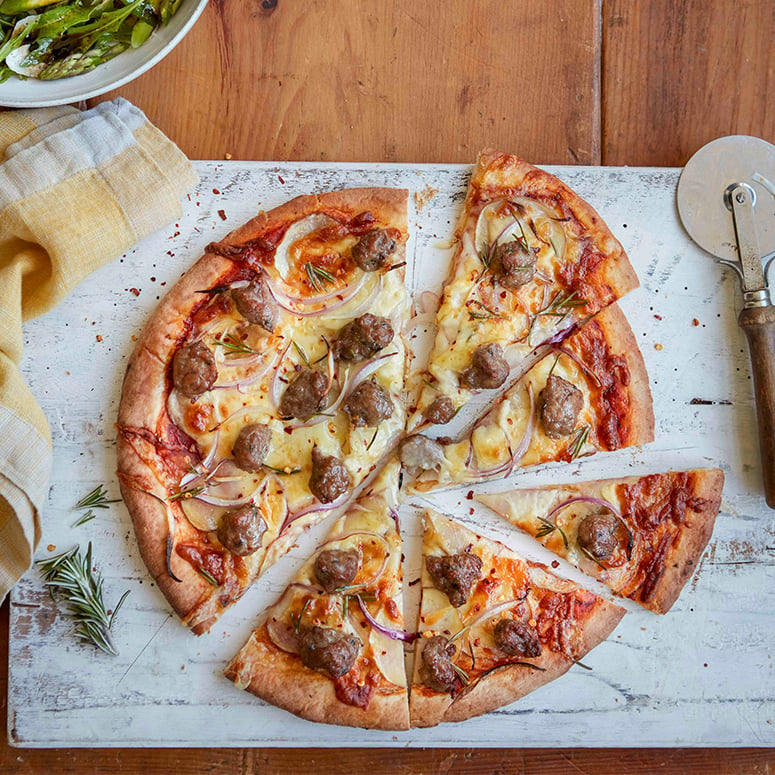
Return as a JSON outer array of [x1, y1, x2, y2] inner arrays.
[[89, 0, 601, 164], [602, 0, 775, 165]]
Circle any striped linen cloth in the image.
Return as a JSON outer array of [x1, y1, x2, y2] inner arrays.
[[0, 98, 197, 601]]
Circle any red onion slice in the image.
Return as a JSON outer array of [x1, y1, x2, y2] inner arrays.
[[280, 490, 350, 534], [265, 582, 322, 655], [270, 340, 294, 409], [355, 596, 416, 642]]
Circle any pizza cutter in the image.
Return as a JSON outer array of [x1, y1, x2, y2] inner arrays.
[[677, 135, 775, 507]]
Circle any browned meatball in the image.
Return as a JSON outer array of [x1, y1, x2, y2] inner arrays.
[[298, 625, 359, 678], [492, 240, 536, 290], [314, 548, 359, 592], [309, 447, 351, 503], [424, 396, 456, 425], [232, 423, 272, 472], [577, 512, 622, 562], [460, 343, 509, 390], [231, 277, 277, 332], [344, 380, 393, 427], [216, 503, 266, 556], [539, 374, 584, 438], [172, 341, 218, 399], [279, 369, 328, 420], [426, 552, 483, 607], [351, 228, 396, 271], [493, 620, 542, 658], [333, 314, 394, 362], [420, 635, 458, 693]]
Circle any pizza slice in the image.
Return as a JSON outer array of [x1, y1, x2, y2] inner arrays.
[[224, 459, 412, 730], [409, 509, 625, 727], [408, 149, 638, 432], [117, 188, 411, 633], [403, 303, 654, 492], [477, 468, 724, 614]]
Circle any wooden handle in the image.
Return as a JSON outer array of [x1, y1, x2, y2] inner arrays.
[[739, 305, 775, 508]]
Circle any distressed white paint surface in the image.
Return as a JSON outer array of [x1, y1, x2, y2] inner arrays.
[[7, 161, 775, 748]]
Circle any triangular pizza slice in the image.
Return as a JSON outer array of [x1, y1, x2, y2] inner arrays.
[[224, 459, 412, 730], [478, 468, 724, 614], [403, 303, 654, 493], [409, 509, 625, 727], [408, 149, 638, 432]]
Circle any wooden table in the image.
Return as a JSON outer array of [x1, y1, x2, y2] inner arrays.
[[3, 0, 775, 771]]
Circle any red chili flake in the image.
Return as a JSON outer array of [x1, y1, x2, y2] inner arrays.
[[129, 288, 140, 296], [218, 210, 227, 221], [96, 334, 103, 342], [466, 490, 474, 500], [654, 314, 662, 320], [469, 508, 474, 515], [551, 560, 560, 568], [278, 175, 285, 184], [692, 318, 700, 326], [212, 188, 220, 195]]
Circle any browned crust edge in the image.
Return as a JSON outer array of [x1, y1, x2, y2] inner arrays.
[[224, 629, 410, 731], [574, 302, 656, 448], [647, 468, 725, 613], [117, 187, 410, 633]]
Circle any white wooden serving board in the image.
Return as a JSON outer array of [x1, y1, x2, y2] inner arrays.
[[8, 161, 775, 748]]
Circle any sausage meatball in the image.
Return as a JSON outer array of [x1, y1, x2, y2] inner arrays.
[[425, 551, 483, 607], [344, 380, 393, 427], [216, 503, 266, 556], [539, 374, 583, 438], [231, 277, 277, 332], [314, 548, 360, 592], [279, 368, 328, 420], [172, 341, 217, 399], [333, 314, 394, 362], [420, 635, 458, 693], [424, 396, 456, 425], [492, 240, 537, 290], [577, 512, 623, 562], [351, 228, 396, 271], [493, 620, 542, 658], [309, 447, 350, 503], [460, 343, 509, 390], [298, 625, 360, 678], [232, 423, 272, 472]]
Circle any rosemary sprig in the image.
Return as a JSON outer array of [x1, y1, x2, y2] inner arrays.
[[292, 339, 310, 367], [213, 333, 260, 356], [451, 662, 470, 686], [367, 427, 379, 451], [292, 598, 312, 633], [263, 463, 302, 476], [312, 336, 331, 364], [579, 544, 606, 570], [75, 485, 119, 511], [73, 510, 97, 527], [36, 543, 129, 657], [568, 424, 591, 460], [466, 299, 506, 321], [305, 262, 337, 292], [526, 290, 587, 344], [198, 568, 220, 587], [535, 516, 570, 550], [167, 485, 205, 502]]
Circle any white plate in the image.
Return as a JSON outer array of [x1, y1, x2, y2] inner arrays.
[[0, 0, 208, 108]]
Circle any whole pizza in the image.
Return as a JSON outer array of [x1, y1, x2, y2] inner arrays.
[[116, 151, 724, 729]]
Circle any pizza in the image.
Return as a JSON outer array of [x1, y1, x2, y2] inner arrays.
[[116, 187, 410, 634], [477, 468, 724, 614], [403, 303, 654, 492], [224, 459, 411, 730], [407, 148, 639, 434], [409, 509, 626, 727]]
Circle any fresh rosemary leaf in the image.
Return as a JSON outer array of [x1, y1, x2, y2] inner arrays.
[[305, 262, 336, 292], [568, 424, 591, 460], [36, 543, 129, 657], [451, 662, 470, 685], [466, 299, 506, 320], [535, 516, 570, 550], [213, 333, 259, 355], [292, 598, 311, 633], [167, 485, 205, 502], [263, 464, 301, 476], [367, 427, 379, 451], [72, 509, 97, 527], [198, 568, 220, 587], [292, 339, 310, 367], [75, 484, 119, 511]]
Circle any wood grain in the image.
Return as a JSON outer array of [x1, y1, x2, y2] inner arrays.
[[90, 0, 601, 165], [602, 0, 775, 165]]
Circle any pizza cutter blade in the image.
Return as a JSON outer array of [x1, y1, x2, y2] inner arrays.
[[677, 135, 775, 508]]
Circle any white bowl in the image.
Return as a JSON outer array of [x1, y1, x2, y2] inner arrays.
[[0, 0, 208, 108]]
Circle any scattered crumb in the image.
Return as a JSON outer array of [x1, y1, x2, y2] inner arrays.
[[47, 544, 56, 552], [96, 334, 103, 342], [225, 152, 232, 160], [692, 318, 700, 326], [131, 335, 137, 342], [654, 343, 663, 350], [413, 184, 439, 212], [129, 288, 140, 297]]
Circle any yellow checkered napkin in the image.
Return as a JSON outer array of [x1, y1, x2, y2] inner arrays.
[[0, 98, 198, 601]]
